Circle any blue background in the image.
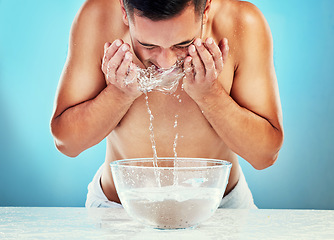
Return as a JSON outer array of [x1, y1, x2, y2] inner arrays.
[[0, 0, 333, 209]]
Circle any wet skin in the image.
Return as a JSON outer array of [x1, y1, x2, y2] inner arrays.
[[51, 0, 284, 203]]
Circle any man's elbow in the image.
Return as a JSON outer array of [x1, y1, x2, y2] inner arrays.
[[50, 120, 82, 158], [252, 151, 279, 170], [53, 139, 81, 158], [253, 130, 284, 170]]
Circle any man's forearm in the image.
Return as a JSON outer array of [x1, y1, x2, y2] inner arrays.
[[51, 84, 136, 157], [196, 88, 283, 170]]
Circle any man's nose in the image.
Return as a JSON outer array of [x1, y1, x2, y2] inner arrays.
[[156, 48, 177, 69]]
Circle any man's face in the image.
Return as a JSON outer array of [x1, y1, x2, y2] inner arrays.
[[128, 5, 202, 69]]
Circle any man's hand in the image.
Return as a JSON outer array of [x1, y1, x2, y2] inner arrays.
[[183, 37, 229, 101], [102, 39, 142, 99]]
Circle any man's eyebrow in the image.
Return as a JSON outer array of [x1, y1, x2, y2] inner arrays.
[[137, 37, 195, 47]]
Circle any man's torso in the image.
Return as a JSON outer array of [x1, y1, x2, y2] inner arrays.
[[85, 0, 248, 202]]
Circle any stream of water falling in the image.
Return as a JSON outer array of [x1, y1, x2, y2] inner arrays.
[[172, 95, 181, 185], [134, 60, 186, 186]]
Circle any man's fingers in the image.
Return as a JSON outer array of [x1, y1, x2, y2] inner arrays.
[[104, 42, 112, 53], [205, 37, 224, 74], [104, 43, 130, 84], [102, 39, 123, 73], [194, 38, 215, 74], [183, 56, 194, 83], [116, 51, 133, 86], [188, 44, 204, 80], [107, 43, 130, 73], [125, 63, 138, 86]]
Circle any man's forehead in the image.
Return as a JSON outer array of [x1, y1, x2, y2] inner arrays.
[[129, 7, 202, 47]]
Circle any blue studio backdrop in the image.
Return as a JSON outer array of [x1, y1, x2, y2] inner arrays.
[[0, 0, 333, 209]]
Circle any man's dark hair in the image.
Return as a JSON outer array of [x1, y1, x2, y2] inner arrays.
[[123, 0, 207, 21]]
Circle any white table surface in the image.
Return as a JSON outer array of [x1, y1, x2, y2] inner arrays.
[[0, 207, 333, 239]]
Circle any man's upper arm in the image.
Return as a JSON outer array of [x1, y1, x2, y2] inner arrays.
[[53, 1, 107, 118], [230, 3, 283, 131]]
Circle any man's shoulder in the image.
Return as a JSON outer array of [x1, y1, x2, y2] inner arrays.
[[79, 0, 120, 18], [212, 0, 269, 36], [212, 0, 272, 56], [234, 1, 269, 32], [74, 0, 125, 38]]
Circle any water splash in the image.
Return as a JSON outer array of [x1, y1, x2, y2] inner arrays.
[[135, 59, 185, 94]]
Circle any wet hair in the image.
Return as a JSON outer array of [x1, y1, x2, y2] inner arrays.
[[123, 0, 207, 21]]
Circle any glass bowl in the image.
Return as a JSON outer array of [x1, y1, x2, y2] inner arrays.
[[110, 157, 232, 229]]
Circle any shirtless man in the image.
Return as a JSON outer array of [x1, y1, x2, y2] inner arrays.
[[51, 0, 284, 208]]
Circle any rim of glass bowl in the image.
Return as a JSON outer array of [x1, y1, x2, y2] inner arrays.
[[110, 157, 232, 170]]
